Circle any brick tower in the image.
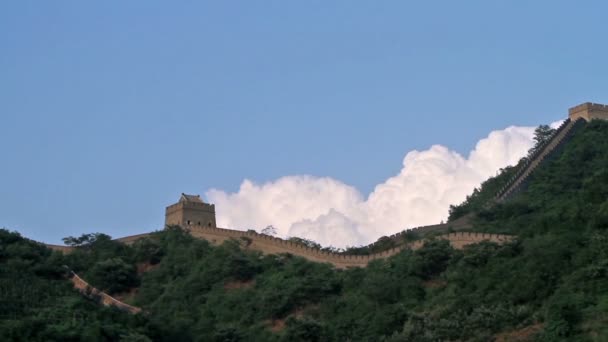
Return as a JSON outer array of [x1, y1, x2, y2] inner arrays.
[[165, 193, 217, 228], [569, 102, 608, 121]]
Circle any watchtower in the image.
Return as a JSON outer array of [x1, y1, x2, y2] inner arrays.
[[569, 102, 608, 121], [165, 193, 217, 228]]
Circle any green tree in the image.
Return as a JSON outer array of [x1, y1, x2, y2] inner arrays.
[[528, 124, 555, 156], [88, 258, 138, 294]]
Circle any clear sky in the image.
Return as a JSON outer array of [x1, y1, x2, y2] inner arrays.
[[1, 1, 607, 244]]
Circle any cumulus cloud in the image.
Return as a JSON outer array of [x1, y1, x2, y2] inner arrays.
[[207, 123, 557, 248]]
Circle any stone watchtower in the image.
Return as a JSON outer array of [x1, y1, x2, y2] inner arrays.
[[165, 193, 217, 228], [569, 102, 608, 121]]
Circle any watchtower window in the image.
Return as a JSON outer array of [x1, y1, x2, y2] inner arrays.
[[208, 222, 211, 227], [187, 220, 191, 225], [198, 221, 201, 225]]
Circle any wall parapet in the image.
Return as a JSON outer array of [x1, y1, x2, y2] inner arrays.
[[165, 201, 215, 215], [40, 227, 515, 268], [569, 102, 608, 114], [69, 270, 141, 314], [185, 224, 514, 268], [369, 214, 472, 247]]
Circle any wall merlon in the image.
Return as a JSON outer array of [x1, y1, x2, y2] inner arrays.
[[569, 102, 608, 121], [569, 102, 608, 114]]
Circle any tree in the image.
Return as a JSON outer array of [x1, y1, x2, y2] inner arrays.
[[260, 225, 277, 236], [62, 233, 112, 247], [88, 258, 138, 294], [528, 124, 555, 156], [132, 238, 164, 264], [288, 237, 321, 249]]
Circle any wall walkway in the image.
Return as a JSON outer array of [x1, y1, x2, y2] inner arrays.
[[68, 270, 141, 314]]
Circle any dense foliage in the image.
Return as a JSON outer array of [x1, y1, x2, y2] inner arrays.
[[0, 230, 149, 341], [1, 120, 607, 341]]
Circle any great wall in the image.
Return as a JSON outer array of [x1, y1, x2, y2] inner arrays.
[[42, 103, 608, 266], [44, 227, 514, 269], [54, 230, 514, 313], [494, 118, 585, 201], [67, 269, 142, 314], [36, 103, 608, 309]]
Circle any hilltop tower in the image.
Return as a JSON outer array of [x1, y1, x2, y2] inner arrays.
[[569, 102, 608, 121], [165, 193, 217, 228]]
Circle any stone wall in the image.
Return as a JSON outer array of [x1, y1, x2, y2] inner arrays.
[[43, 227, 513, 269], [165, 201, 216, 228], [495, 118, 585, 201], [185, 225, 513, 268], [115, 232, 154, 244], [569, 102, 608, 122], [69, 271, 141, 314], [373, 214, 472, 247]]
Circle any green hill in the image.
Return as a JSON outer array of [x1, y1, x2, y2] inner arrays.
[[2, 120, 608, 341]]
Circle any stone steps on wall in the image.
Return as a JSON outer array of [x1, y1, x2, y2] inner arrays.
[[495, 118, 585, 202]]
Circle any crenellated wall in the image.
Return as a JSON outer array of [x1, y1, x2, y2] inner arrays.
[[495, 118, 585, 201], [42, 227, 513, 269], [569, 102, 608, 122], [69, 271, 141, 314], [165, 200, 216, 228], [370, 214, 472, 247], [185, 225, 513, 268]]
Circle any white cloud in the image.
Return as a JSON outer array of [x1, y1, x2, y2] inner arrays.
[[207, 123, 553, 248]]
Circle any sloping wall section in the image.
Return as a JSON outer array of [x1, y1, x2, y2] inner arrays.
[[495, 118, 585, 201], [68, 271, 142, 314]]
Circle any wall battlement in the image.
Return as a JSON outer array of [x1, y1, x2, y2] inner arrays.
[[42, 227, 514, 269], [165, 201, 215, 214], [165, 193, 217, 228], [569, 102, 608, 122], [184, 225, 514, 268]]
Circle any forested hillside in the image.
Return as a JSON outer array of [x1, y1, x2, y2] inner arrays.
[[2, 120, 608, 341]]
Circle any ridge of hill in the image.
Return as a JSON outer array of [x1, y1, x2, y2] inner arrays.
[[44, 227, 513, 269], [39, 116, 577, 264], [38, 114, 586, 265], [3, 119, 608, 341]]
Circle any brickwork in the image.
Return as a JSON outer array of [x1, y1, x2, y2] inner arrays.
[[165, 193, 216, 228], [185, 225, 513, 268], [43, 228, 513, 269], [569, 102, 608, 122]]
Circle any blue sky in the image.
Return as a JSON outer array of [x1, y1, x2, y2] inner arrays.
[[1, 1, 607, 244]]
